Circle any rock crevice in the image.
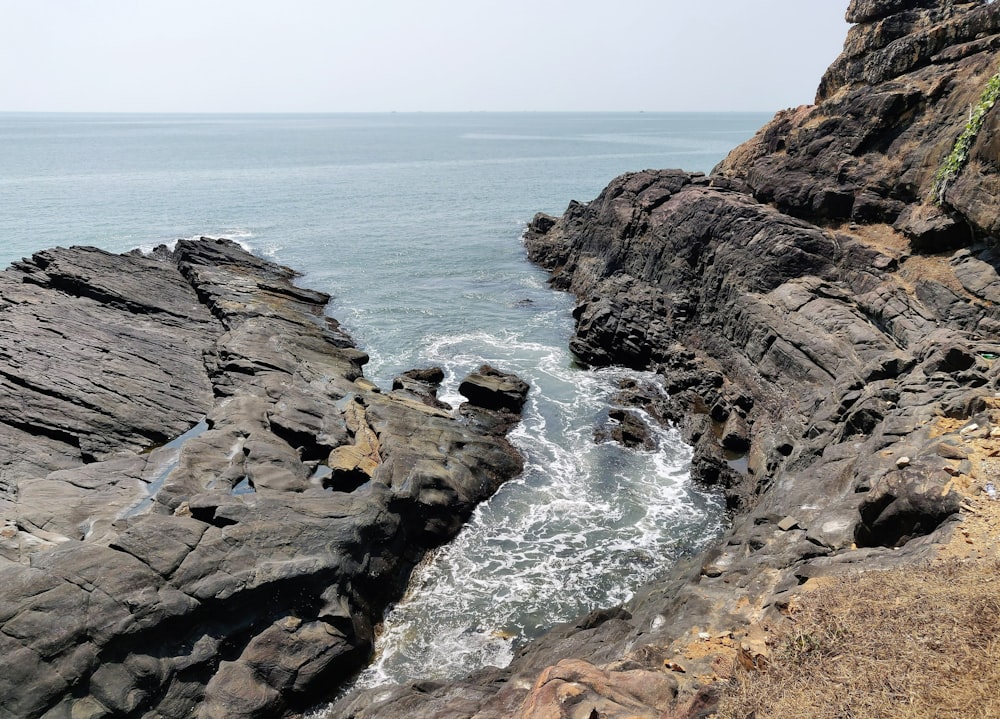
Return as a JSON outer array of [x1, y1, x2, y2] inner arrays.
[[330, 2, 1000, 717], [0, 238, 528, 719]]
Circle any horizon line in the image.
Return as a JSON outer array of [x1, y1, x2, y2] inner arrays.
[[0, 108, 788, 116]]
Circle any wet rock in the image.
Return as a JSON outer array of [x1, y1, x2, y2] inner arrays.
[[0, 240, 528, 719], [458, 364, 530, 413], [603, 408, 656, 450]]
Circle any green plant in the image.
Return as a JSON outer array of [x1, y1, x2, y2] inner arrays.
[[933, 66, 1000, 205]]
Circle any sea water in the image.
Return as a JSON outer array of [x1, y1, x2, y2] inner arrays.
[[0, 111, 767, 687]]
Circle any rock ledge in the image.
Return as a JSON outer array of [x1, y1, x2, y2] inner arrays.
[[0, 238, 528, 719]]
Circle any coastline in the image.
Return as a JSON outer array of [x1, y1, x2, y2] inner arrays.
[[0, 239, 529, 718], [331, 1, 1000, 716], [2, 1, 999, 716]]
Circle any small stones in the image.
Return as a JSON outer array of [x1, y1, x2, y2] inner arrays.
[[896, 456, 912, 468], [777, 516, 801, 532]]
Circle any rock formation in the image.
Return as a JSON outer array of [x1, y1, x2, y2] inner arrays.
[[330, 1, 1000, 717], [0, 238, 527, 719]]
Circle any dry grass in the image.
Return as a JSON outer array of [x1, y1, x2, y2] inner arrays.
[[833, 220, 977, 298], [712, 409, 1000, 719], [715, 560, 1000, 719]]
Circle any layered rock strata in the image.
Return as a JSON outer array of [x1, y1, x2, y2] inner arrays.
[[331, 1, 1000, 717], [0, 238, 527, 719]]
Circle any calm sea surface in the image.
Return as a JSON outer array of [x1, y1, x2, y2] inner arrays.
[[0, 112, 767, 689]]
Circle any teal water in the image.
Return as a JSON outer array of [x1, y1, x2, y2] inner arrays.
[[0, 112, 767, 687]]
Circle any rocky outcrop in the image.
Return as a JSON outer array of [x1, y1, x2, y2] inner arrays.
[[0, 239, 527, 719], [716, 1, 1000, 244], [330, 2, 1000, 717]]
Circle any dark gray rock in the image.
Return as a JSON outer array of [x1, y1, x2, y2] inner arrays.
[[0, 239, 528, 719], [601, 408, 655, 450], [856, 462, 963, 547], [458, 364, 530, 413], [894, 204, 971, 251], [332, 4, 1000, 716], [845, 0, 939, 24], [718, 2, 1000, 243]]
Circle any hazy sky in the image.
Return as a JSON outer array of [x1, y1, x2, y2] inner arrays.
[[3, 1, 852, 113]]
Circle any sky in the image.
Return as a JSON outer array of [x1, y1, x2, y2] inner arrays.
[[2, 0, 852, 113]]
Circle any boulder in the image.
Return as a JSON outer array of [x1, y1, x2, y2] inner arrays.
[[605, 408, 655, 450], [458, 364, 530, 413], [894, 204, 970, 251]]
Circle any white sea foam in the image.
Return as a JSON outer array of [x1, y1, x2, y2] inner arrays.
[[212, 230, 256, 252], [330, 332, 723, 699], [2, 113, 764, 718], [134, 230, 257, 257], [135, 238, 179, 254]]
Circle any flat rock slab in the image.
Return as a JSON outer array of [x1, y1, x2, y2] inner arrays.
[[0, 239, 527, 719]]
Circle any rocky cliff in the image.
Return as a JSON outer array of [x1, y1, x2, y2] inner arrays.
[[0, 239, 528, 719], [331, 1, 1000, 717]]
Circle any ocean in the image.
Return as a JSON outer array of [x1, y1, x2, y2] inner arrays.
[[0, 111, 768, 689]]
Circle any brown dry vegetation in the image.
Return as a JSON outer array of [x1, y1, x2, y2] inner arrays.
[[696, 230, 1000, 715], [834, 221, 977, 298], [714, 408, 1000, 719], [714, 560, 1000, 719]]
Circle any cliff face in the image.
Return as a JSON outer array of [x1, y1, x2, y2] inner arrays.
[[0, 240, 528, 719], [717, 0, 1000, 244], [332, 2, 1000, 717]]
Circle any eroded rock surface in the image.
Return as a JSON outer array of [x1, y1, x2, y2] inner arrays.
[[0, 239, 527, 719], [331, 2, 1000, 717]]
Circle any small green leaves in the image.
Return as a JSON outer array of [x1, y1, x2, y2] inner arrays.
[[933, 67, 1000, 205]]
